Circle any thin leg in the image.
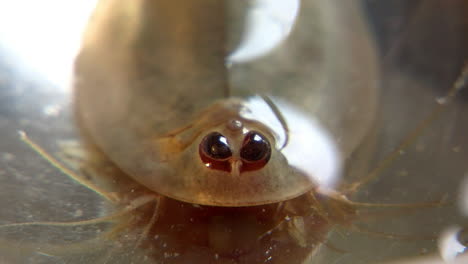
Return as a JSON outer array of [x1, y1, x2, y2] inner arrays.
[[18, 131, 118, 202], [0, 194, 157, 229], [342, 61, 468, 194], [347, 224, 436, 241], [0, 194, 159, 260], [134, 196, 161, 249], [317, 187, 447, 209]]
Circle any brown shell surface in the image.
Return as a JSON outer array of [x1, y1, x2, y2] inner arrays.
[[74, 0, 378, 206]]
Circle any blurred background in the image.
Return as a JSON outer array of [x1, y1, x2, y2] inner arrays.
[[0, 0, 467, 263]]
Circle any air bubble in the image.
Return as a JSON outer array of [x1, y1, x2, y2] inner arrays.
[[438, 226, 467, 262], [436, 97, 448, 105], [43, 104, 62, 117]]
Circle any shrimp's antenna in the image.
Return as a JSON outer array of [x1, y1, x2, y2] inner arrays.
[[18, 131, 118, 202], [0, 194, 156, 229], [344, 61, 468, 194], [261, 95, 290, 150]]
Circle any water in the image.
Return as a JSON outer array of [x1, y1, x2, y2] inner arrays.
[[0, 0, 467, 263]]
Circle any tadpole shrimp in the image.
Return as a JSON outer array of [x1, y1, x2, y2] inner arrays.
[[0, 0, 467, 263]]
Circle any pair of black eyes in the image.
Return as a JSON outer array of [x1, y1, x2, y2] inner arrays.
[[199, 131, 271, 167]]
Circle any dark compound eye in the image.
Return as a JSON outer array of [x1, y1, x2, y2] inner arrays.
[[240, 131, 271, 171], [199, 132, 232, 172], [200, 132, 232, 159]]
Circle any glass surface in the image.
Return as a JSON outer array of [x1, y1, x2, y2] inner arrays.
[[0, 0, 467, 263]]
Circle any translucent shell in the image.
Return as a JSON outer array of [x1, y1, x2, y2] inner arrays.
[[74, 0, 378, 206]]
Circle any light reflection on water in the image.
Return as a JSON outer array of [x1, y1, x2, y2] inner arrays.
[[0, 0, 97, 90], [438, 226, 467, 262], [227, 0, 300, 63], [241, 96, 341, 188]]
